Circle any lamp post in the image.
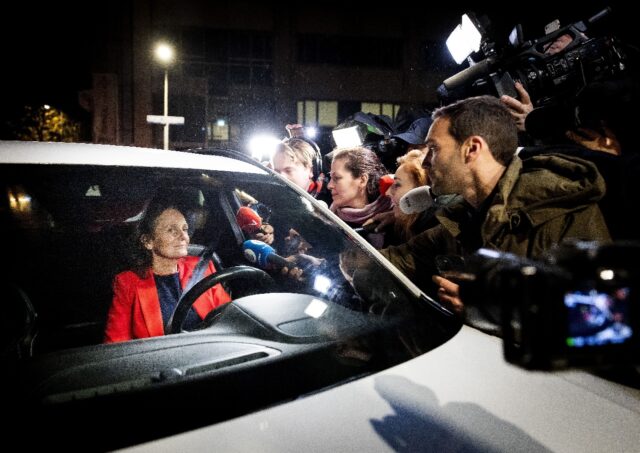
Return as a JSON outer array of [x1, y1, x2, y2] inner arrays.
[[154, 43, 175, 150]]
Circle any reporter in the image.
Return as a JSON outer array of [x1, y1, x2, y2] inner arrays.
[[327, 147, 392, 248], [272, 135, 330, 203], [378, 96, 610, 313]]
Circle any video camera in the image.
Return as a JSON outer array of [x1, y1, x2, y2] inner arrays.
[[331, 112, 402, 170], [438, 8, 629, 116], [451, 240, 638, 370]]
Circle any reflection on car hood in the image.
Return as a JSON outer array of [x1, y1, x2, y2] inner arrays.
[[127, 325, 640, 452]]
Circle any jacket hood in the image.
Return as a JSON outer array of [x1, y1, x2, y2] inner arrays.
[[493, 153, 606, 229]]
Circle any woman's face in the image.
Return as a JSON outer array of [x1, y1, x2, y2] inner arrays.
[[143, 208, 190, 261], [387, 164, 418, 218], [327, 158, 367, 208]]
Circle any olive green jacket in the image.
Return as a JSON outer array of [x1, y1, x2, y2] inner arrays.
[[380, 153, 611, 287]]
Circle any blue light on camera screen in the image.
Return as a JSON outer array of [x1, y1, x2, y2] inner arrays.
[[564, 288, 633, 348]]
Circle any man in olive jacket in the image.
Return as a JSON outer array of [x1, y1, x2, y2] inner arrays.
[[379, 96, 611, 312]]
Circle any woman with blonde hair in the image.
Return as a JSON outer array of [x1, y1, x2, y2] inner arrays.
[[386, 150, 429, 242]]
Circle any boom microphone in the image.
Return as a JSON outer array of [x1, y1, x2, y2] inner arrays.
[[242, 239, 290, 269], [399, 186, 434, 214], [236, 206, 262, 234]]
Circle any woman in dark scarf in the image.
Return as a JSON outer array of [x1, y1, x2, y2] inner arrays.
[[327, 147, 392, 248]]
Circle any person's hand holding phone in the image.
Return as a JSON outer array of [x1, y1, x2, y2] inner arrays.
[[433, 255, 466, 315]]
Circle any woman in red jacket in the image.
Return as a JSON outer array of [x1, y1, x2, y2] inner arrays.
[[104, 198, 231, 343]]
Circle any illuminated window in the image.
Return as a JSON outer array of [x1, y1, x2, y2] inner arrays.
[[207, 119, 229, 141], [361, 102, 400, 118], [297, 100, 338, 126]]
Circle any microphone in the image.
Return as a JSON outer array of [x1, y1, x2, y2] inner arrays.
[[236, 206, 262, 234], [242, 239, 290, 269], [379, 174, 394, 196], [399, 186, 434, 214]]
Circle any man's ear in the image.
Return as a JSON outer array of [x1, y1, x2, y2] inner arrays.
[[463, 135, 484, 162]]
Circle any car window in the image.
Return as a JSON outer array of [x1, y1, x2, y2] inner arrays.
[[1, 150, 460, 448]]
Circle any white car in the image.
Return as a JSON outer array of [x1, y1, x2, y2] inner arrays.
[[1, 141, 638, 451]]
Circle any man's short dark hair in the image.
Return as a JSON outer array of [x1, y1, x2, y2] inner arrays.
[[433, 95, 518, 165]]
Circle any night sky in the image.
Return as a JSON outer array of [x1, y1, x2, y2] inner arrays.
[[1, 1, 635, 137]]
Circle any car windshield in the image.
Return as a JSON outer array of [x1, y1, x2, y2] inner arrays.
[[1, 146, 459, 448]]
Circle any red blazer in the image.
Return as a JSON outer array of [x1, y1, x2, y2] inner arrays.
[[104, 256, 231, 343]]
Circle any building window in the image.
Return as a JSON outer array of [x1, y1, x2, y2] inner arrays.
[[297, 34, 403, 68], [180, 28, 274, 94], [207, 119, 229, 141], [361, 102, 400, 118], [297, 100, 338, 126]]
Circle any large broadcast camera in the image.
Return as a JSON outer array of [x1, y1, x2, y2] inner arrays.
[[437, 8, 629, 118], [330, 112, 402, 170], [452, 240, 638, 370]]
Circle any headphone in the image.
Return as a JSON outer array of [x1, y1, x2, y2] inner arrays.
[[299, 137, 323, 181]]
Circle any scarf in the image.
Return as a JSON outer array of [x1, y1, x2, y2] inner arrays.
[[331, 195, 392, 226]]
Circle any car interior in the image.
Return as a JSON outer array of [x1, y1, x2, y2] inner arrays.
[[1, 157, 461, 449]]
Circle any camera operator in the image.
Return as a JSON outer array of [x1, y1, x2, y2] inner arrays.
[[500, 31, 586, 135], [376, 95, 611, 314]]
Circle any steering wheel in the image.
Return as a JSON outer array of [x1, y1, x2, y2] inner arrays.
[[165, 265, 275, 335]]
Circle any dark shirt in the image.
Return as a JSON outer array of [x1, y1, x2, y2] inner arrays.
[[154, 273, 201, 330]]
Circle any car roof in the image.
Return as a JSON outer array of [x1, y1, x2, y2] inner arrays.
[[0, 141, 266, 174]]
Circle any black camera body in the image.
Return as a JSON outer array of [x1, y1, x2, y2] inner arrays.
[[438, 9, 629, 116], [460, 241, 638, 370], [331, 112, 403, 169]]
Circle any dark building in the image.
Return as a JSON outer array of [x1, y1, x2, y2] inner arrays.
[[87, 0, 456, 152]]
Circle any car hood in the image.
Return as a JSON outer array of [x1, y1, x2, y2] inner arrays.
[[123, 325, 640, 452]]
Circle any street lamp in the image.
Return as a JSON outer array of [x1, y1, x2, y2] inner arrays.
[[154, 42, 175, 150]]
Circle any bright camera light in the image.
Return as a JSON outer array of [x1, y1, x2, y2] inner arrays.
[[599, 269, 615, 281], [446, 14, 482, 64], [312, 275, 332, 294], [248, 134, 281, 161], [332, 126, 362, 148], [305, 126, 318, 139], [216, 118, 226, 127]]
